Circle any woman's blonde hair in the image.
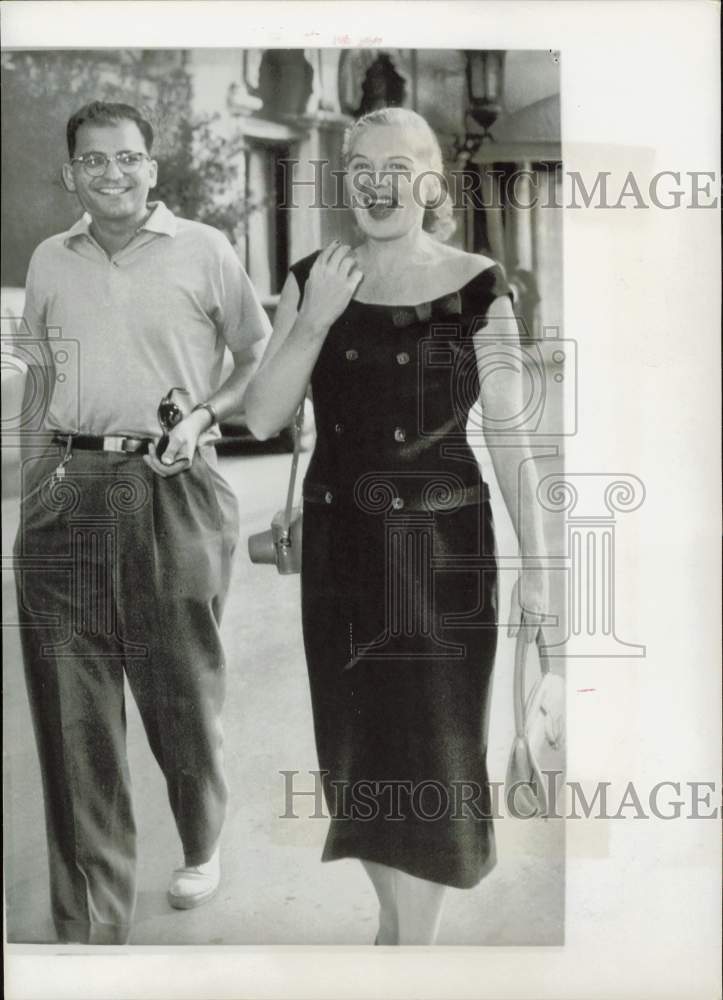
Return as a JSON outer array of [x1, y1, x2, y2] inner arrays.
[[342, 107, 456, 242]]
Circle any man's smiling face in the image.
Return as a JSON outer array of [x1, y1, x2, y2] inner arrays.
[[63, 119, 158, 227]]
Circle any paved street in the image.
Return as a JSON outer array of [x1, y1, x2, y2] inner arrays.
[[3, 443, 564, 946]]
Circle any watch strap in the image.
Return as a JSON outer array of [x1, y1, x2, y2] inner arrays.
[[191, 402, 218, 428]]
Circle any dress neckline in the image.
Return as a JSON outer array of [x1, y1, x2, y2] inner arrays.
[[350, 262, 498, 310]]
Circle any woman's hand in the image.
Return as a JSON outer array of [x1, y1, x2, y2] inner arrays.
[[298, 240, 363, 333], [508, 568, 550, 643], [143, 409, 209, 478]]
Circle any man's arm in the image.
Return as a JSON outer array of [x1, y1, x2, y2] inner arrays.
[[15, 253, 54, 462], [144, 237, 271, 476], [143, 341, 267, 476], [189, 339, 268, 435]]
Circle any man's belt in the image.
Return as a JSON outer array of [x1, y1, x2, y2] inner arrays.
[[51, 434, 152, 455]]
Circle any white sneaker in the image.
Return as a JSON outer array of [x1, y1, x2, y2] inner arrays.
[[167, 847, 221, 910]]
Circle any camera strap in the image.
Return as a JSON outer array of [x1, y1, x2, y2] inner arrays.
[[280, 398, 306, 538]]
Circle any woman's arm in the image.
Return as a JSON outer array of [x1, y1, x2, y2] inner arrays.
[[244, 242, 362, 441], [473, 294, 548, 639], [242, 273, 322, 440]]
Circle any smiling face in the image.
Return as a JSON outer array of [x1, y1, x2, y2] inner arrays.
[[62, 119, 157, 228], [346, 124, 438, 241]]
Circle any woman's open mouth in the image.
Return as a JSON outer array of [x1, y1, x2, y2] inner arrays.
[[367, 197, 398, 221]]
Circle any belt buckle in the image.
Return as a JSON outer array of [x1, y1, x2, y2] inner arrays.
[[121, 437, 148, 454], [102, 436, 126, 453]]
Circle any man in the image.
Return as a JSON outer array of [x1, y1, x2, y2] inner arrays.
[[13, 101, 271, 944]]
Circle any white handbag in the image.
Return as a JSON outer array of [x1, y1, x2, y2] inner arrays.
[[505, 632, 565, 817]]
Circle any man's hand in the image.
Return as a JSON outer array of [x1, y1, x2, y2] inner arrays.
[[143, 409, 210, 478]]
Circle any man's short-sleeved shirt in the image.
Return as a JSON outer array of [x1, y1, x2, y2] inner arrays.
[[22, 201, 271, 438]]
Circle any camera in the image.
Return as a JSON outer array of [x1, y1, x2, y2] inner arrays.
[[248, 507, 303, 574]]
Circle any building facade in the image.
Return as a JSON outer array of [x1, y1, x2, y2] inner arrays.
[[1, 47, 562, 339]]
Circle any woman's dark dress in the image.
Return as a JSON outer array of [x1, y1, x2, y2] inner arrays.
[[292, 251, 512, 889]]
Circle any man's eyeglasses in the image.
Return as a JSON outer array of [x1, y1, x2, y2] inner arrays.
[[70, 151, 152, 177]]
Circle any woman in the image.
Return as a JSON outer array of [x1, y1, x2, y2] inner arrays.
[[245, 108, 547, 945]]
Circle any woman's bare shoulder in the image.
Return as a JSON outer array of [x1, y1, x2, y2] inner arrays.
[[434, 244, 498, 283]]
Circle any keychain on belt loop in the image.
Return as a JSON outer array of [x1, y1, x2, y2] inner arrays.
[[20, 434, 74, 506], [53, 434, 74, 483]]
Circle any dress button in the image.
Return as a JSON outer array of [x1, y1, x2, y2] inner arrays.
[[391, 497, 404, 510], [394, 427, 406, 443], [334, 423, 344, 434], [345, 349, 359, 361], [396, 351, 410, 365], [324, 491, 333, 504]]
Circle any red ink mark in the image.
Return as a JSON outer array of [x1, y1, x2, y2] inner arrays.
[[577, 688, 596, 693], [334, 34, 352, 46]]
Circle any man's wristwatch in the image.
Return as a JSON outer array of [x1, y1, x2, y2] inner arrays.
[[191, 402, 219, 428]]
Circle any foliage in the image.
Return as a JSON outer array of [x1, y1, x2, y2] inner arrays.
[[1, 50, 253, 247], [1, 50, 191, 157], [153, 115, 251, 245]]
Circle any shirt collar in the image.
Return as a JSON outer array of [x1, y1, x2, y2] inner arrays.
[[64, 214, 93, 244], [139, 201, 178, 237], [63, 201, 177, 247]]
